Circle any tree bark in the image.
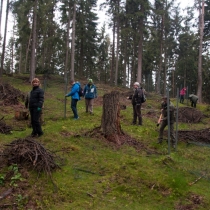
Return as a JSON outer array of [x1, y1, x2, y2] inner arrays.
[[0, 0, 3, 37], [101, 91, 123, 145], [137, 8, 144, 84], [70, 3, 76, 81], [64, 2, 71, 82], [197, 0, 204, 103], [0, 0, 9, 77], [29, 0, 38, 82], [110, 21, 115, 86], [114, 0, 120, 86]]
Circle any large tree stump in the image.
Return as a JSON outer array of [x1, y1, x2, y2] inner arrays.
[[101, 91, 123, 145]]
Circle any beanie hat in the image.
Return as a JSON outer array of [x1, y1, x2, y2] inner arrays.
[[88, 79, 93, 83]]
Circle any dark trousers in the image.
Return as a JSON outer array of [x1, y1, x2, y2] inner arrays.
[[158, 120, 175, 144], [71, 99, 78, 118], [180, 95, 184, 103], [191, 100, 197, 108], [30, 108, 43, 135], [132, 104, 142, 125]]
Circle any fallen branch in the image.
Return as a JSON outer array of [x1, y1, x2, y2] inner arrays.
[[189, 174, 205, 186], [74, 167, 96, 175]]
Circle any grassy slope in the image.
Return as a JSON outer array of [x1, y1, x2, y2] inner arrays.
[[1, 74, 210, 210]]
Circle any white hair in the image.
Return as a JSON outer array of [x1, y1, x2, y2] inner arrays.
[[133, 82, 140, 87]]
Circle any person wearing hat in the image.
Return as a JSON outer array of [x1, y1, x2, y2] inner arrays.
[[189, 94, 198, 108], [157, 96, 176, 148], [28, 78, 44, 137], [127, 82, 143, 125], [65, 79, 81, 119], [83, 79, 97, 115]]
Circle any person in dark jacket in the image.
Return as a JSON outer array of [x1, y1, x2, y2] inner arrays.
[[189, 94, 198, 108], [65, 79, 80, 119], [157, 96, 176, 148], [83, 79, 97, 115], [25, 91, 44, 126], [127, 82, 143, 125], [28, 78, 44, 137]]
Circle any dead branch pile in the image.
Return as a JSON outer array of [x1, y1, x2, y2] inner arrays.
[[178, 107, 203, 123], [0, 83, 25, 106], [2, 138, 61, 175], [179, 128, 210, 144], [0, 117, 12, 134]]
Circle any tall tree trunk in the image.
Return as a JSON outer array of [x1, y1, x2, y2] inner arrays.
[[110, 21, 115, 86], [137, 1, 146, 84], [19, 44, 22, 74], [123, 0, 128, 87], [114, 3, 120, 86], [197, 0, 204, 103], [30, 0, 38, 82], [157, 15, 164, 94], [137, 6, 144, 84], [0, 0, 3, 37], [0, 0, 9, 78], [70, 3, 76, 80], [64, 2, 71, 81], [11, 20, 15, 73], [163, 15, 166, 96], [123, 43, 127, 87], [25, 31, 32, 73]]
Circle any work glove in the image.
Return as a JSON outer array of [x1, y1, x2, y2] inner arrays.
[[37, 107, 41, 111]]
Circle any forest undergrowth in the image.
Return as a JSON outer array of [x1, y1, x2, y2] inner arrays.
[[0, 74, 210, 210]]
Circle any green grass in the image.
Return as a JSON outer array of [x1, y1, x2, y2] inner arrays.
[[0, 74, 210, 209]]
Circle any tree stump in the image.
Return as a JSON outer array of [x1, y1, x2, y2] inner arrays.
[[15, 110, 29, 120], [101, 91, 123, 145]]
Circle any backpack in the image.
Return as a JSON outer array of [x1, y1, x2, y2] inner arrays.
[[138, 88, 146, 103], [78, 85, 84, 97], [141, 91, 146, 103]]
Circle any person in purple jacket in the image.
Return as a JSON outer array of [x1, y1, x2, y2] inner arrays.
[[65, 79, 80, 119]]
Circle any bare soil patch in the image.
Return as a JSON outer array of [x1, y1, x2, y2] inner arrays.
[[179, 128, 210, 144], [175, 193, 203, 210]]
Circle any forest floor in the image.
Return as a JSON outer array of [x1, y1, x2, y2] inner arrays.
[[0, 74, 210, 210]]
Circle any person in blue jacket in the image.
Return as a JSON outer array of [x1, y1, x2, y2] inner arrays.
[[83, 79, 97, 115], [65, 79, 80, 119]]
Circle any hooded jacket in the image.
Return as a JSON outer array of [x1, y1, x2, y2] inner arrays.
[[84, 84, 97, 99], [66, 82, 80, 100]]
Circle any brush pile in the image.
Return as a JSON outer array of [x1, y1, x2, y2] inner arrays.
[[2, 138, 61, 175], [0, 117, 12, 134], [0, 83, 25, 106], [178, 107, 203, 123]]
